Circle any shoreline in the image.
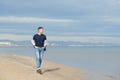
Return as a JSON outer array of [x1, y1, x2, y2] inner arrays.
[[0, 54, 85, 80], [0, 54, 119, 80]]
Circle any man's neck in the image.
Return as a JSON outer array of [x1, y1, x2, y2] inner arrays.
[[38, 33, 42, 35]]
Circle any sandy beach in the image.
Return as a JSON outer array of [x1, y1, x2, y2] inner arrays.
[[0, 55, 85, 80], [0, 54, 118, 80]]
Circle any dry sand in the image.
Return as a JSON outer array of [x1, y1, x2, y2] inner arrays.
[[0, 55, 85, 80], [0, 55, 118, 80]]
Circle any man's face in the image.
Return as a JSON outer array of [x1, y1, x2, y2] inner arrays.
[[38, 29, 43, 34]]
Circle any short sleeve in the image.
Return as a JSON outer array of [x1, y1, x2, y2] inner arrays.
[[33, 35, 35, 40], [45, 35, 47, 40]]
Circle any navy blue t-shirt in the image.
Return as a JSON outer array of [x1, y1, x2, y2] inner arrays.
[[33, 34, 47, 47]]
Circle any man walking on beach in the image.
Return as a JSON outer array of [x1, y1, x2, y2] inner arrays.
[[31, 27, 47, 74]]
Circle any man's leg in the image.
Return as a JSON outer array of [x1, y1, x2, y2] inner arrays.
[[35, 48, 44, 74], [39, 48, 44, 67], [35, 48, 41, 70], [37, 48, 44, 74]]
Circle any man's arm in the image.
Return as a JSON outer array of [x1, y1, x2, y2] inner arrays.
[[31, 40, 38, 48], [43, 35, 47, 48], [44, 40, 47, 47], [31, 40, 35, 46]]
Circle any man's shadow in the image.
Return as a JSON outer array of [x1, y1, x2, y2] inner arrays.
[[42, 68, 60, 74]]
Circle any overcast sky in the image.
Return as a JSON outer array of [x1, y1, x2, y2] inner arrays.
[[0, 0, 120, 43]]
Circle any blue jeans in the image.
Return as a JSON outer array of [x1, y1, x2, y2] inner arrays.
[[35, 48, 44, 70]]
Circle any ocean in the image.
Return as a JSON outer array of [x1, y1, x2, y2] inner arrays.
[[0, 46, 120, 78]]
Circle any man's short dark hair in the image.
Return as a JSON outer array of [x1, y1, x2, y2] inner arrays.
[[38, 27, 43, 30]]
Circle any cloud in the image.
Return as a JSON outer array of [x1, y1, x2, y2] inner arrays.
[[0, 16, 78, 23], [0, 0, 120, 40], [0, 34, 31, 41], [1, 0, 120, 19], [102, 16, 120, 24], [1, 34, 120, 44], [0, 0, 118, 18], [1, 15, 117, 26]]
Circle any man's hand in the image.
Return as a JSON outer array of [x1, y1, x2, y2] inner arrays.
[[42, 46, 47, 51], [33, 46, 39, 48], [42, 46, 46, 49]]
